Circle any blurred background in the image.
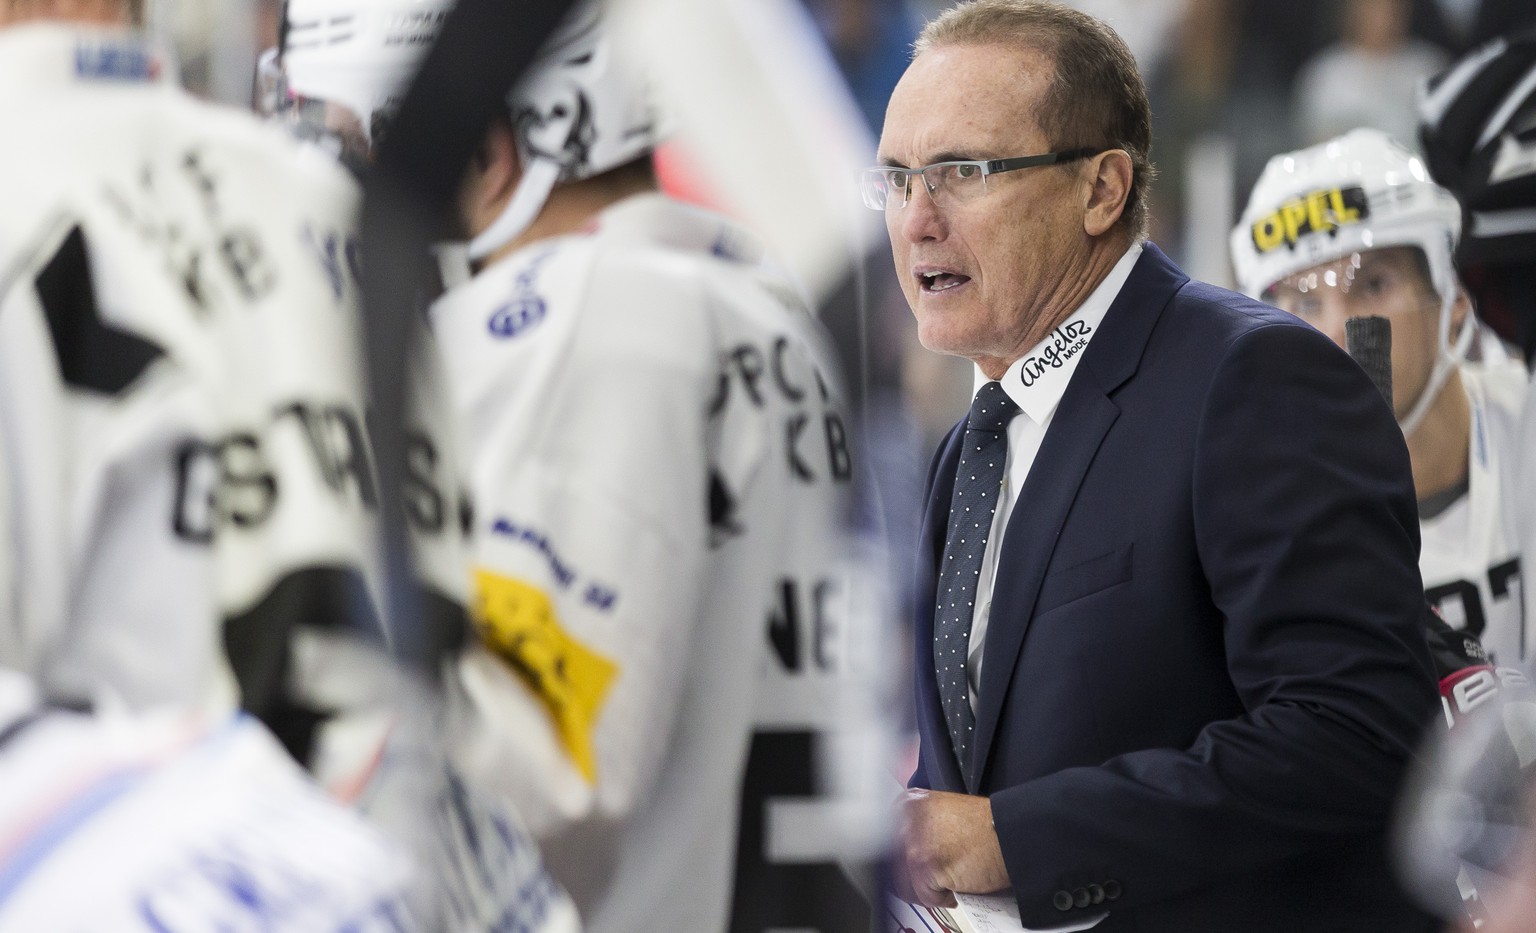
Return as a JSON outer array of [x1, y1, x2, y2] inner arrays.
[[153, 0, 1536, 715], [158, 0, 1536, 437]]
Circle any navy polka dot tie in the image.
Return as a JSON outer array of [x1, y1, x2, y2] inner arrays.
[[935, 381, 1018, 785]]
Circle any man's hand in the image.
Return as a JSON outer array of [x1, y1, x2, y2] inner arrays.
[[894, 788, 1011, 907]]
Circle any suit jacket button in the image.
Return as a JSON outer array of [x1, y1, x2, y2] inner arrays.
[[1073, 887, 1091, 908], [1088, 883, 1105, 905], [1104, 879, 1122, 901], [1053, 890, 1073, 911]]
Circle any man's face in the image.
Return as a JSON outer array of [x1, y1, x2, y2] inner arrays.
[[877, 42, 1091, 374], [1264, 246, 1456, 420]]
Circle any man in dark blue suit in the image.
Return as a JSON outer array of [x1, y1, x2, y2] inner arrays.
[[864, 2, 1441, 929]]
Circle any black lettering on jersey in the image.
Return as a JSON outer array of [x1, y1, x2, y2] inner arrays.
[[34, 226, 164, 395], [769, 579, 801, 672], [771, 336, 805, 402], [823, 413, 852, 483], [768, 577, 841, 674], [1491, 558, 1523, 656], [221, 433, 279, 527], [812, 363, 831, 402], [171, 433, 278, 542], [1490, 558, 1521, 601], [786, 414, 815, 481], [811, 578, 839, 671], [459, 492, 475, 539], [730, 344, 767, 407], [1426, 579, 1486, 639], [730, 731, 871, 933], [786, 413, 855, 485], [181, 147, 220, 218], [220, 227, 277, 302], [172, 438, 220, 543], [175, 244, 214, 312], [709, 470, 744, 545], [1427, 561, 1524, 654], [707, 368, 729, 417], [403, 431, 446, 534], [277, 402, 379, 509]]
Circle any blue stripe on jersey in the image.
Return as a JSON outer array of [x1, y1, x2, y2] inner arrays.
[[0, 767, 146, 908]]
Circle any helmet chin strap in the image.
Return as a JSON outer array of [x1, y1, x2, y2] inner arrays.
[[467, 156, 562, 262], [1398, 288, 1473, 437]]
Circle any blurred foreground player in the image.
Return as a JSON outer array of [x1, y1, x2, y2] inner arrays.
[[422, 4, 870, 931], [0, 0, 578, 927], [1417, 29, 1536, 647], [1394, 31, 1536, 933], [1233, 128, 1529, 664], [0, 665, 419, 929]]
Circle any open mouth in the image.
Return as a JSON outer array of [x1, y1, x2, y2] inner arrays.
[[919, 271, 971, 293]]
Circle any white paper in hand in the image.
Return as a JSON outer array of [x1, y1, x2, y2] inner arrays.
[[885, 894, 1105, 933], [955, 892, 1106, 933]]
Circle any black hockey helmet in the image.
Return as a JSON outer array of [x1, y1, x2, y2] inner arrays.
[[1418, 31, 1536, 265]]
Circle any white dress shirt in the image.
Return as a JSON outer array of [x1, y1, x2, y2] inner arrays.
[[966, 243, 1143, 707]]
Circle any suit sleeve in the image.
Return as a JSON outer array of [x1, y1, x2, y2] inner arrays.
[[989, 321, 1438, 924]]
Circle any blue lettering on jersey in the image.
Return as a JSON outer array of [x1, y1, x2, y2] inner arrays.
[[74, 41, 156, 81], [488, 295, 546, 339], [487, 248, 558, 339], [488, 517, 620, 611]]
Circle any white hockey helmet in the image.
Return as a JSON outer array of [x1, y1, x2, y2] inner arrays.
[[466, 1, 668, 261], [275, 0, 451, 162], [1231, 128, 1470, 433]]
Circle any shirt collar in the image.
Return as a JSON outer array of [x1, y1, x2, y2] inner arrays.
[[975, 241, 1143, 425]]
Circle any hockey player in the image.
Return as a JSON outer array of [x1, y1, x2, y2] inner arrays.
[[0, 1, 580, 928], [1232, 128, 1529, 665], [1395, 31, 1536, 933], [418, 5, 871, 931], [1416, 29, 1536, 668], [0, 664, 422, 929]]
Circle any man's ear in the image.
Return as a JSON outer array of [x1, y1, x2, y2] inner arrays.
[[462, 119, 523, 239], [1082, 149, 1133, 238], [1449, 285, 1472, 333]]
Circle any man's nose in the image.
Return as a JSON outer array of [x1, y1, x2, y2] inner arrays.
[[896, 179, 946, 242]]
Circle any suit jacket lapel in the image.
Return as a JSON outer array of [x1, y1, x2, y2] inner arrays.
[[967, 243, 1188, 791]]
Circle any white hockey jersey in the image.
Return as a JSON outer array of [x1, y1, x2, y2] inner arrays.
[[0, 24, 579, 932], [0, 22, 396, 712], [1519, 367, 1536, 650], [1421, 360, 1528, 664], [436, 193, 878, 932], [0, 668, 418, 931]]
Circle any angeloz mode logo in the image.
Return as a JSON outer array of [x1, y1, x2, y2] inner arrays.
[[1020, 320, 1092, 387], [488, 294, 546, 339]]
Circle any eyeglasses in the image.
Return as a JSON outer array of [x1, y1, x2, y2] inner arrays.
[[859, 148, 1100, 211]]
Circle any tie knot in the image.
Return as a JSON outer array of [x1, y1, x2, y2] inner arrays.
[[967, 381, 1019, 434]]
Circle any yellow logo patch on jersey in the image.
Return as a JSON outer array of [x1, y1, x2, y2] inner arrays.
[[472, 568, 618, 783], [1250, 186, 1369, 254]]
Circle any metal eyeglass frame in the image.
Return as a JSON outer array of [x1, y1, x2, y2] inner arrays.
[[861, 148, 1101, 210]]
